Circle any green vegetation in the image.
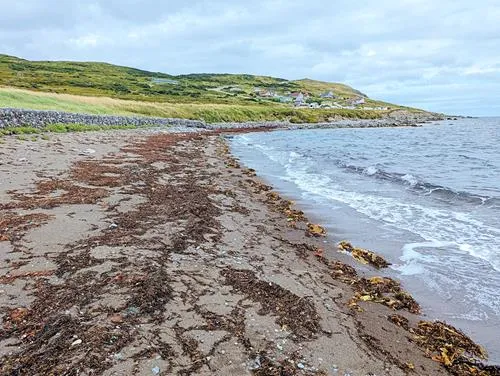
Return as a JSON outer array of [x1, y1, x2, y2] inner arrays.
[[0, 87, 388, 123], [0, 54, 427, 123], [0, 126, 41, 135], [0, 123, 138, 137]]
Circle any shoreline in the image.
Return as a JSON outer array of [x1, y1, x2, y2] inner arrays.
[[0, 128, 497, 375], [228, 126, 500, 365], [0, 107, 447, 133]]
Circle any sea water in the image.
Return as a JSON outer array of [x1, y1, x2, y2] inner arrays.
[[230, 118, 500, 361]]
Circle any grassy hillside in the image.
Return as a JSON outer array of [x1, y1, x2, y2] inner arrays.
[[0, 87, 386, 123], [0, 54, 423, 123]]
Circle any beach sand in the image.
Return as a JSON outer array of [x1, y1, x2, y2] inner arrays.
[[0, 129, 479, 375]]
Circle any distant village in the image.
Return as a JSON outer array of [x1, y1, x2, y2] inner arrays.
[[252, 87, 389, 110], [149, 77, 391, 111]]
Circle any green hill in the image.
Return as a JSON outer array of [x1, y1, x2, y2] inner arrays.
[[0, 54, 423, 123]]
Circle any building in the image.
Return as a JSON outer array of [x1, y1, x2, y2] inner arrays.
[[258, 90, 275, 97], [348, 97, 366, 106], [293, 92, 305, 106]]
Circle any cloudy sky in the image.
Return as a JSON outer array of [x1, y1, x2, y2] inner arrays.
[[1, 0, 499, 116]]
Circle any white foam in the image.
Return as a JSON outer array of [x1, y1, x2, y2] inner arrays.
[[402, 173, 418, 186], [231, 133, 500, 320], [363, 166, 378, 176], [392, 241, 454, 276], [284, 165, 500, 272]]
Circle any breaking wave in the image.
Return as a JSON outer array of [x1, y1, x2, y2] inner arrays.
[[337, 162, 497, 207]]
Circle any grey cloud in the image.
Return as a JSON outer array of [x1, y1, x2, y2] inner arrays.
[[0, 0, 499, 115]]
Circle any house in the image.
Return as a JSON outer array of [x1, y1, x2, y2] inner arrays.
[[309, 102, 320, 109], [293, 92, 305, 106], [348, 97, 366, 106], [320, 91, 335, 99], [291, 91, 310, 99], [259, 90, 275, 98]]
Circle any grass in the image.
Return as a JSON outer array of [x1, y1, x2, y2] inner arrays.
[[0, 54, 430, 123], [0, 88, 132, 115], [0, 54, 361, 104], [0, 87, 387, 124], [0, 126, 41, 135], [0, 123, 139, 137]]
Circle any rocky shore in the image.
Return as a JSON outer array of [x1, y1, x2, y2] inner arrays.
[[0, 108, 206, 129], [0, 107, 446, 132]]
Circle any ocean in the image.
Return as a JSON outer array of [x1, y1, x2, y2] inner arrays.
[[230, 117, 500, 362]]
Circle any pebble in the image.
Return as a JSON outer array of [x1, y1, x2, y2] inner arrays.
[[297, 362, 305, 369], [110, 314, 124, 324], [113, 353, 124, 360], [80, 148, 96, 155], [247, 356, 261, 370], [151, 366, 160, 375], [71, 339, 82, 347]]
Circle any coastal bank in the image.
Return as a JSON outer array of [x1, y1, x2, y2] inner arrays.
[[0, 107, 447, 133]]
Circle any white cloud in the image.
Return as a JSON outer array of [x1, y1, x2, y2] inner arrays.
[[0, 0, 499, 115]]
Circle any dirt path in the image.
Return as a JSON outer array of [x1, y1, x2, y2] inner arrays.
[[0, 130, 488, 375]]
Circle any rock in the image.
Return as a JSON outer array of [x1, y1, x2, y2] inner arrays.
[[110, 314, 124, 324], [297, 362, 305, 369], [71, 339, 82, 347], [113, 353, 124, 360], [151, 366, 160, 375], [125, 306, 140, 315], [80, 148, 96, 155], [0, 108, 206, 130], [247, 356, 261, 370]]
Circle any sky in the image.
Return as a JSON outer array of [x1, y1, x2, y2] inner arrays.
[[1, 0, 499, 116]]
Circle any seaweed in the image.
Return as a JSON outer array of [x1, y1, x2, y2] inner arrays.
[[0, 212, 52, 242], [0, 179, 108, 210], [338, 241, 390, 268], [251, 352, 327, 376], [388, 314, 410, 330], [410, 321, 500, 375], [306, 223, 326, 237], [349, 276, 421, 314], [220, 268, 321, 341]]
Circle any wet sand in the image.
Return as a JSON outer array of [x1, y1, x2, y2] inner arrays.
[[0, 129, 495, 375]]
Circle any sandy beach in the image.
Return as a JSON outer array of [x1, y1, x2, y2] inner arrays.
[[0, 129, 495, 375]]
